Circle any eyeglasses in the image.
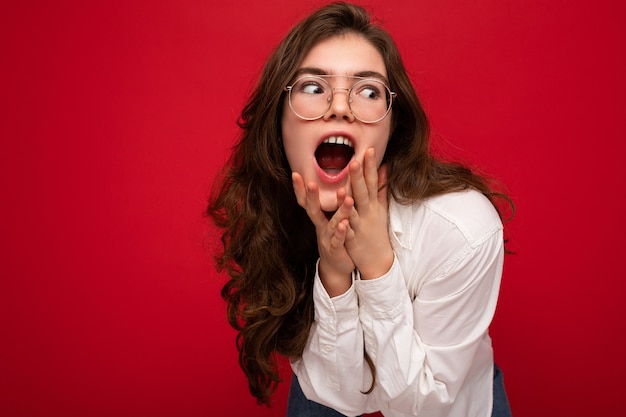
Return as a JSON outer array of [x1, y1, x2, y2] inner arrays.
[[285, 75, 396, 124]]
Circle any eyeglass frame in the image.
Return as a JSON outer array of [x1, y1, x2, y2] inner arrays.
[[284, 74, 397, 124]]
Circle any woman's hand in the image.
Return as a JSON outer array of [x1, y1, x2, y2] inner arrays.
[[292, 173, 355, 296], [292, 147, 393, 292], [344, 148, 394, 280]]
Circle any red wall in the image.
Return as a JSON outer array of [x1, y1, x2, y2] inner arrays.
[[2, 1, 625, 416]]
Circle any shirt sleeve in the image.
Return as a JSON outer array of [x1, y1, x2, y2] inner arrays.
[[292, 228, 504, 417], [358, 229, 504, 415], [290, 261, 371, 416]]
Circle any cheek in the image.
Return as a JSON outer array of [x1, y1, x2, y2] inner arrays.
[[374, 124, 392, 164], [283, 142, 302, 170], [281, 119, 307, 172]]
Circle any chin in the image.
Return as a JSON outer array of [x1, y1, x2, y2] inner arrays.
[[319, 194, 339, 213], [320, 201, 339, 213], [317, 182, 353, 213]]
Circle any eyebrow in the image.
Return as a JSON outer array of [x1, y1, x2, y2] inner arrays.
[[293, 67, 390, 85]]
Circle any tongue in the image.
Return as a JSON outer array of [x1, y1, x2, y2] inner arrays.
[[315, 144, 353, 173]]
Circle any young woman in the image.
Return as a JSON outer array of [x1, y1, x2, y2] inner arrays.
[[208, 2, 513, 416]]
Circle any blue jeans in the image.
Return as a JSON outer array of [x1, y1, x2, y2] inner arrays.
[[287, 364, 512, 417]]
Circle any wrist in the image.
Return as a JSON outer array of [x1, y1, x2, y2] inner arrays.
[[318, 260, 353, 297], [358, 249, 394, 280]]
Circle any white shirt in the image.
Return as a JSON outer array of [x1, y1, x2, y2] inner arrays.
[[291, 190, 504, 417]]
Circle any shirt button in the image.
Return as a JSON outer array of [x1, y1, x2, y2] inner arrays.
[[324, 344, 334, 352]]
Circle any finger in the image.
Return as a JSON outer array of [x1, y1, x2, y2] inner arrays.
[[336, 186, 348, 206], [345, 205, 360, 235], [330, 219, 349, 249], [292, 172, 307, 207], [303, 181, 329, 227], [343, 219, 356, 244], [349, 160, 369, 209], [377, 163, 389, 207], [364, 148, 379, 198], [328, 194, 354, 230], [292, 173, 327, 227]]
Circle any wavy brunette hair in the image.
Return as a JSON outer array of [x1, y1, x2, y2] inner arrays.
[[207, 1, 512, 406]]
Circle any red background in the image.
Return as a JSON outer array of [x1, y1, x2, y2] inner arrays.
[[2, 1, 625, 416]]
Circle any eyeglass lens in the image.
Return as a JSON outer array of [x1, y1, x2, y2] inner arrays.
[[288, 76, 392, 123]]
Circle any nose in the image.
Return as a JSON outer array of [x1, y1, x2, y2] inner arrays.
[[323, 87, 355, 122]]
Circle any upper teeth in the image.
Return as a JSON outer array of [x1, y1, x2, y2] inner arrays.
[[323, 136, 353, 147]]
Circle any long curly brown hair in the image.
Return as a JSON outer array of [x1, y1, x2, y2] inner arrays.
[[207, 1, 512, 406]]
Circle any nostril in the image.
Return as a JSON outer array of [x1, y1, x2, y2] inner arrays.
[[325, 94, 355, 122]]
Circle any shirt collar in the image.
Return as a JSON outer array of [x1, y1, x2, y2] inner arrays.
[[389, 198, 414, 250]]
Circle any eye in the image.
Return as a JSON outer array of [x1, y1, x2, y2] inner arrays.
[[353, 81, 384, 100], [302, 83, 324, 94], [295, 78, 328, 95]]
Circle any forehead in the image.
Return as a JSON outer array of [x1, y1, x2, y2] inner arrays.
[[299, 34, 387, 78]]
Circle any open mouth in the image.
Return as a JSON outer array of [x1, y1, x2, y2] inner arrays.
[[315, 136, 354, 175]]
